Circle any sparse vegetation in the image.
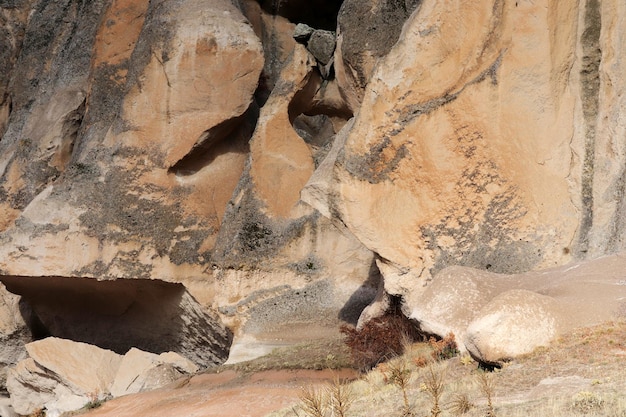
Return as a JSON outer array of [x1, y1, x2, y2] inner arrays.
[[429, 333, 459, 361], [295, 377, 354, 417], [422, 364, 446, 417], [447, 392, 475, 415], [340, 305, 422, 370], [571, 391, 605, 414], [382, 359, 414, 416], [268, 321, 626, 417], [477, 370, 497, 417]]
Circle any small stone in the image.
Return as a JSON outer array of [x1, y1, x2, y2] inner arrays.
[[293, 23, 314, 42], [307, 30, 336, 65]]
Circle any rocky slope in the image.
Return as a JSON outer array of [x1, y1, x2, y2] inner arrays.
[[1, 0, 626, 411]]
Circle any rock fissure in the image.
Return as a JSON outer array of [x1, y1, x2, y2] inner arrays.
[[576, 0, 602, 256]]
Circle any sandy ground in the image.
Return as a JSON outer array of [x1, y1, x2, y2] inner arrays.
[[80, 368, 357, 417]]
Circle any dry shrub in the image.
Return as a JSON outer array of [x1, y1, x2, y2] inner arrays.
[[327, 378, 354, 417], [340, 308, 421, 370], [412, 355, 429, 368], [297, 379, 354, 417], [476, 371, 496, 417], [382, 360, 413, 416], [422, 364, 446, 417], [298, 386, 326, 417], [571, 391, 605, 414], [429, 333, 459, 361], [447, 393, 474, 415]]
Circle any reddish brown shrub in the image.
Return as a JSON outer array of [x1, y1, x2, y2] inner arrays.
[[340, 310, 421, 371]]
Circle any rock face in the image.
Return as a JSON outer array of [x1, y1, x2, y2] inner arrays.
[[110, 348, 198, 397], [307, 0, 626, 320], [1, 0, 626, 392]]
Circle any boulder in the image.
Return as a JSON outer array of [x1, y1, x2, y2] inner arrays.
[[307, 30, 336, 65], [110, 348, 198, 397], [408, 253, 626, 364], [463, 290, 561, 363], [7, 338, 122, 416], [293, 23, 314, 42]]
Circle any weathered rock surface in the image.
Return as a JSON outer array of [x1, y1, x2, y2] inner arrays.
[[409, 254, 626, 364], [7, 338, 122, 416], [0, 283, 29, 395], [110, 348, 198, 397], [0, 0, 264, 280], [1, 0, 626, 385], [307, 0, 626, 332], [334, 0, 422, 111], [8, 338, 200, 416], [210, 45, 377, 352]]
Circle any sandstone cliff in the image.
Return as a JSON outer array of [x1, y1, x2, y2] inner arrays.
[[0, 0, 625, 390]]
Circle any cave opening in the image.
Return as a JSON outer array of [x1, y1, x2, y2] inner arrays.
[[1, 275, 232, 367]]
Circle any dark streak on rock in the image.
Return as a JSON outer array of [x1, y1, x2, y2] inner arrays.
[[577, 0, 602, 256]]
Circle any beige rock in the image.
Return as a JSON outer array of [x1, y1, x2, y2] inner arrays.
[[0, 283, 23, 338], [464, 290, 560, 363], [310, 0, 626, 325], [110, 348, 198, 398], [7, 338, 122, 416], [408, 253, 626, 364], [249, 44, 316, 218], [0, 283, 29, 396], [0, 0, 263, 283]]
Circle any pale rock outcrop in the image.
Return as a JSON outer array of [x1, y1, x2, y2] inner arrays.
[[7, 338, 122, 416], [0, 0, 261, 366], [110, 348, 198, 397], [409, 253, 626, 364], [309, 0, 626, 329], [0, 0, 263, 281], [8, 338, 200, 416]]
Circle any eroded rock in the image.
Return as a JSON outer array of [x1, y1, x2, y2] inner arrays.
[[110, 348, 198, 397], [0, 0, 263, 281], [408, 254, 626, 364], [7, 338, 200, 416], [7, 338, 122, 416]]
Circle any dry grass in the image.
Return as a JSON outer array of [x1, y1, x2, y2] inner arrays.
[[268, 320, 626, 417]]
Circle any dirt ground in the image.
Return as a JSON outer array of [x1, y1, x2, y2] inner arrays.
[[78, 368, 357, 417]]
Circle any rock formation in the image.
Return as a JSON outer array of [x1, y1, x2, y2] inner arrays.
[[1, 0, 626, 410], [7, 338, 199, 416]]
